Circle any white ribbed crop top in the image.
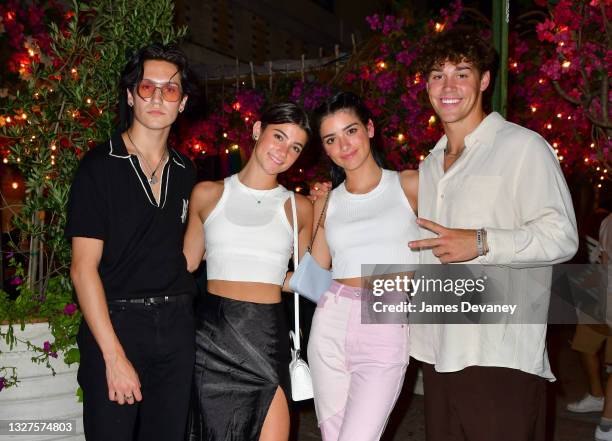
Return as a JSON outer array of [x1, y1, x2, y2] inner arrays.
[[204, 174, 293, 285], [325, 169, 420, 279]]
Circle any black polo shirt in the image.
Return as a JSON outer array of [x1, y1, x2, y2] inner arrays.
[[65, 131, 197, 300]]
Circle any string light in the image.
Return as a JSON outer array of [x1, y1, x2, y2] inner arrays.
[[434, 22, 444, 32], [194, 143, 201, 150], [538, 78, 545, 84], [584, 157, 589, 163], [299, 169, 303, 173], [28, 49, 35, 57], [428, 115, 436, 125], [562, 60, 571, 68], [244, 117, 249, 122], [546, 123, 552, 130], [419, 155, 425, 161], [531, 106, 537, 113], [558, 155, 564, 161], [21, 112, 27, 119], [6, 116, 11, 123], [225, 149, 229, 154], [598, 184, 602, 188], [231, 144, 239, 151], [11, 182, 18, 189], [295, 186, 303, 193], [2, 158, 8, 164], [86, 98, 92, 104], [16, 157, 21, 162], [397, 133, 405, 142], [223, 133, 228, 138], [591, 143, 595, 148], [51, 144, 56, 151], [512, 62, 518, 68], [556, 113, 562, 118]]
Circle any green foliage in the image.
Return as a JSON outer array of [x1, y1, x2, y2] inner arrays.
[[0, 0, 185, 391]]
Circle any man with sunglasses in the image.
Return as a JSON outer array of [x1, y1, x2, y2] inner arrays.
[[65, 43, 198, 441]]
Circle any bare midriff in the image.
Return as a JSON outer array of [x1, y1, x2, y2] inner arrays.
[[334, 277, 362, 287], [207, 280, 282, 304]]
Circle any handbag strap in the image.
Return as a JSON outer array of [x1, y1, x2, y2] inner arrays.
[[308, 191, 330, 252], [290, 192, 301, 352]]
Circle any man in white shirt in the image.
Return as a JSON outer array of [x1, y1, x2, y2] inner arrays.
[[408, 30, 578, 441]]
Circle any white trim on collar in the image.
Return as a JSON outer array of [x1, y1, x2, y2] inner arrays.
[[108, 139, 130, 159], [171, 149, 186, 168]]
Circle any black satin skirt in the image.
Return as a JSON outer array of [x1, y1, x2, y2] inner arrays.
[[191, 292, 291, 441]]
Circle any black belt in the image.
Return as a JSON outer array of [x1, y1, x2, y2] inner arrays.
[[108, 294, 192, 306]]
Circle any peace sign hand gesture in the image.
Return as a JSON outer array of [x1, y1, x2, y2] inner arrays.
[[409, 218, 479, 264]]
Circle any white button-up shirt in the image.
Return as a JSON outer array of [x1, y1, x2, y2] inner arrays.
[[410, 112, 578, 380]]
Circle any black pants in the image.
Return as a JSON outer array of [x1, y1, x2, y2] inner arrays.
[[77, 296, 195, 441], [422, 363, 547, 441]]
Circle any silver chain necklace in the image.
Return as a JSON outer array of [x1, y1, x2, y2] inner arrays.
[[126, 130, 167, 185]]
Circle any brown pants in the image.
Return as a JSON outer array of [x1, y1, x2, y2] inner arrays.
[[422, 363, 547, 441]]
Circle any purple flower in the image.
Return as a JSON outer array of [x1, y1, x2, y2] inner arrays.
[[63, 303, 77, 316], [36, 294, 46, 303], [6, 252, 14, 259], [43, 341, 58, 358], [8, 276, 22, 286]]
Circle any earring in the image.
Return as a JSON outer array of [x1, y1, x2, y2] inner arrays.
[[253, 135, 258, 141], [128, 102, 133, 107]]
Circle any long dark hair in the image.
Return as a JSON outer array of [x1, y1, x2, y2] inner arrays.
[[259, 101, 312, 139], [312, 92, 386, 188], [118, 43, 198, 131]]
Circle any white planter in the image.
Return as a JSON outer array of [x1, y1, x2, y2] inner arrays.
[[0, 322, 84, 440]]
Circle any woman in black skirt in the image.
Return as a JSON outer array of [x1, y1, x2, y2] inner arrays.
[[183, 102, 313, 441]]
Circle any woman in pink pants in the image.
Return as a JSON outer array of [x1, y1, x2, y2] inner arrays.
[[308, 92, 419, 441]]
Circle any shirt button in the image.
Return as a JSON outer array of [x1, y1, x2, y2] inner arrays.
[[440, 194, 444, 199]]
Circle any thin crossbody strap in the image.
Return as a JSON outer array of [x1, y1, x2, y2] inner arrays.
[[308, 192, 330, 252], [290, 193, 300, 352]]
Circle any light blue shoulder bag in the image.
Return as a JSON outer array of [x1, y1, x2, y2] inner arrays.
[[288, 192, 332, 303]]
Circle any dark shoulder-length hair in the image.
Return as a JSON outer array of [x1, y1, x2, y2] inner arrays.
[[312, 91, 386, 188], [118, 43, 198, 131], [258, 101, 312, 139]]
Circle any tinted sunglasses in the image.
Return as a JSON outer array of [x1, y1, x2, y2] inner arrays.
[[135, 79, 183, 102]]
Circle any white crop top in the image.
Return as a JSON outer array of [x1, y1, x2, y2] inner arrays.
[[204, 174, 293, 285], [325, 169, 420, 279]]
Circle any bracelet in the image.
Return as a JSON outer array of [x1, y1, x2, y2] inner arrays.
[[476, 228, 488, 256]]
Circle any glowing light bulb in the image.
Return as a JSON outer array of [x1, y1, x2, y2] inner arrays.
[[223, 133, 228, 138], [531, 106, 537, 113], [11, 182, 18, 189], [378, 61, 386, 69], [86, 98, 92, 104], [434, 22, 444, 32], [562, 60, 571, 68], [556, 113, 562, 118], [419, 155, 425, 161], [2, 158, 8, 164], [397, 133, 405, 142], [429, 115, 436, 125], [546, 123, 552, 130]]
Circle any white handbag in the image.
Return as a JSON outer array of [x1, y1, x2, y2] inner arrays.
[[288, 193, 314, 401]]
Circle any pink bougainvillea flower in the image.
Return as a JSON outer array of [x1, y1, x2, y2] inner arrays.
[[63, 303, 77, 316]]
